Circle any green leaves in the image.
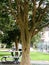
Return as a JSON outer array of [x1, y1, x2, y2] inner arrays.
[[31, 32, 41, 44], [0, 0, 49, 43]]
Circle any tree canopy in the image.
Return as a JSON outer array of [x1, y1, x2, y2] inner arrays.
[[0, 0, 49, 37]]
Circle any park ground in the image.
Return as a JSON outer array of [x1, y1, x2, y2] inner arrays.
[[0, 48, 49, 61], [0, 48, 49, 65]]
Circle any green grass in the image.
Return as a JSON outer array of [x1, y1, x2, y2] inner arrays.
[[0, 51, 12, 61], [0, 51, 49, 61], [30, 52, 49, 61]]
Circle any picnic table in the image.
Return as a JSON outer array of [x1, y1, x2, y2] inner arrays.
[[1, 50, 22, 63]]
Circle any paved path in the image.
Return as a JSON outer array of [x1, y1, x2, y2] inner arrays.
[[31, 61, 49, 65], [0, 61, 49, 65]]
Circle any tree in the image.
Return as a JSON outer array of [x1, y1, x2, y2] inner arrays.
[[2, 28, 20, 48], [0, 3, 20, 49], [31, 32, 41, 48], [0, 16, 20, 49], [0, 0, 49, 65]]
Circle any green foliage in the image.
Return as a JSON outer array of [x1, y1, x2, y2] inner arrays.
[[0, 0, 49, 32], [0, 0, 49, 45], [0, 2, 21, 46], [31, 32, 41, 44], [0, 32, 3, 42]]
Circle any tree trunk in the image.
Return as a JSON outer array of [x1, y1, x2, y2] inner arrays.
[[15, 40, 18, 51], [15, 40, 18, 56], [20, 26, 31, 65], [20, 41, 31, 65]]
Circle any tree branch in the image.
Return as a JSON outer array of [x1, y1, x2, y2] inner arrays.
[[32, 0, 36, 24], [8, 0, 22, 28], [24, 0, 30, 42], [15, 0, 20, 15], [30, 6, 47, 35], [36, 6, 47, 23], [38, 0, 44, 9], [32, 22, 49, 37], [29, 0, 37, 36], [30, 5, 48, 35], [11, 0, 24, 30], [8, 0, 17, 20]]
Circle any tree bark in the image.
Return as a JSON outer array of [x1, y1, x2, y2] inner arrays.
[[15, 40, 18, 56], [15, 40, 18, 51], [20, 41, 31, 65]]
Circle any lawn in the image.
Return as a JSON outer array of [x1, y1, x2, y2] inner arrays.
[[0, 51, 49, 61], [30, 52, 49, 61], [0, 51, 12, 61]]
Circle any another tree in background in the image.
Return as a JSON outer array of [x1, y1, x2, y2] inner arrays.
[[31, 32, 41, 48], [0, 6, 20, 49]]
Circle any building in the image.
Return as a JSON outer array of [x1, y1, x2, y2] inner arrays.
[[37, 27, 49, 52]]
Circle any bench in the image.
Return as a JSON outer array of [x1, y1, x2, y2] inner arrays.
[[1, 56, 19, 62]]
